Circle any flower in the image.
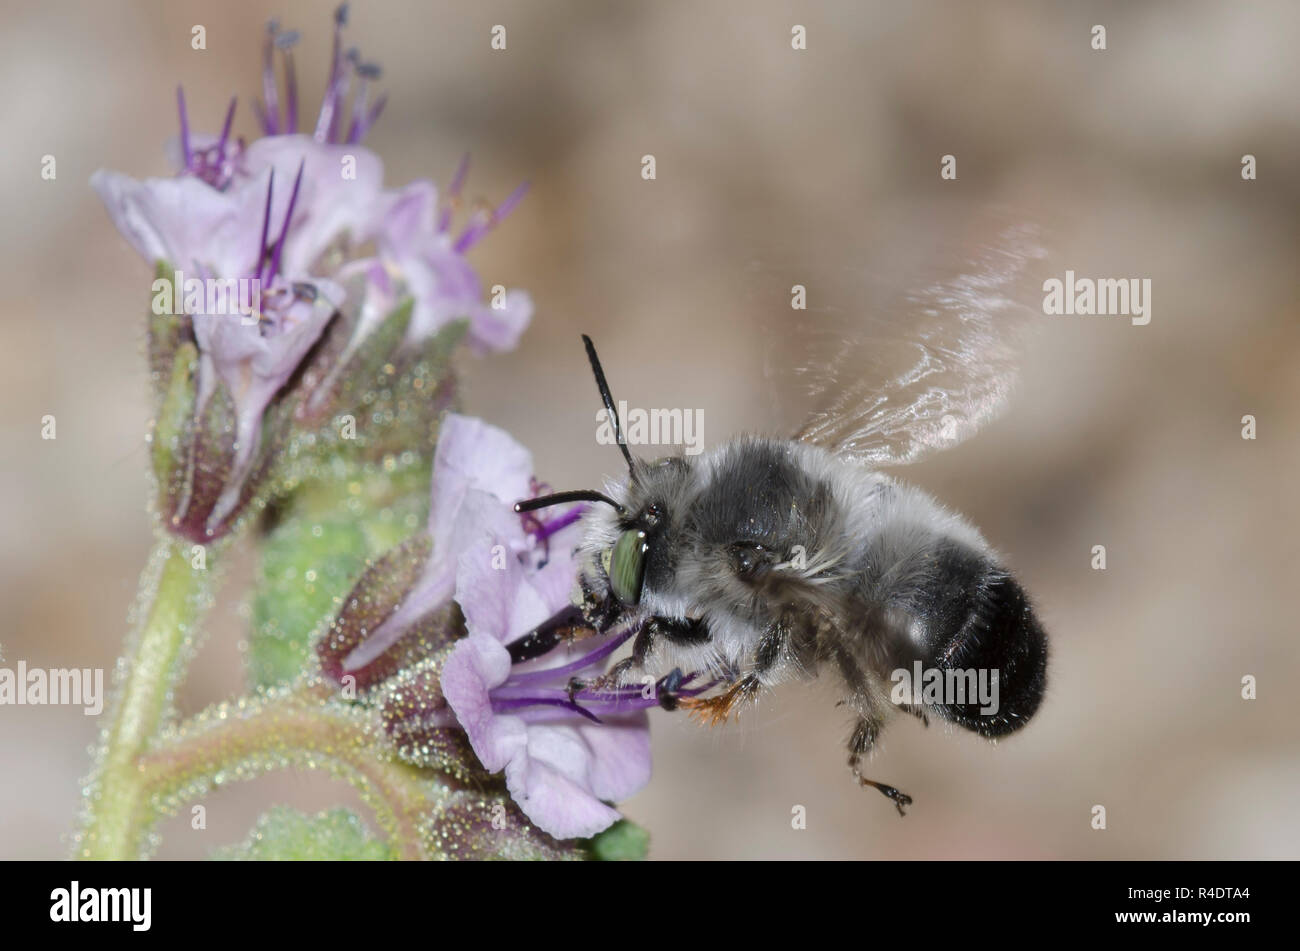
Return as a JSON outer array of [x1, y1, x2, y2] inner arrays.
[[319, 414, 688, 839], [319, 413, 544, 683], [95, 155, 345, 538], [364, 164, 534, 354], [438, 535, 652, 840], [91, 4, 534, 538], [193, 5, 534, 357]]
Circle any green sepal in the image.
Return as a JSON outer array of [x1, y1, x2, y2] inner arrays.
[[281, 300, 466, 480], [148, 260, 186, 400], [585, 819, 650, 861], [151, 341, 197, 489]]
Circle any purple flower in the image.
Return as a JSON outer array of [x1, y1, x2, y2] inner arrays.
[[320, 414, 667, 839], [182, 4, 532, 357], [364, 164, 534, 354], [439, 535, 652, 840], [191, 276, 343, 527], [329, 413, 561, 678], [92, 5, 536, 537], [93, 153, 344, 538]]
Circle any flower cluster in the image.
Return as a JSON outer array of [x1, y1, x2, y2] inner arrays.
[[92, 4, 531, 540], [90, 4, 659, 855]]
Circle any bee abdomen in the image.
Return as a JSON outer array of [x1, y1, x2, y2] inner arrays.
[[935, 569, 1047, 736], [889, 543, 1049, 738]]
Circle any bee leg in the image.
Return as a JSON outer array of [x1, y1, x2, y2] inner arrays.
[[572, 656, 637, 699], [903, 704, 931, 728], [578, 573, 621, 632], [682, 617, 782, 725], [856, 774, 913, 817], [571, 620, 658, 697], [655, 667, 687, 711], [681, 675, 762, 726], [847, 718, 913, 817], [507, 605, 593, 664], [649, 615, 711, 645]]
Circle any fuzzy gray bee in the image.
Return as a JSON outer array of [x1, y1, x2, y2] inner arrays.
[[515, 225, 1050, 814]]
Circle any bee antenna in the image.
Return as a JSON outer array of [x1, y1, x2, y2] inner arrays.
[[581, 334, 636, 475], [515, 490, 626, 516]]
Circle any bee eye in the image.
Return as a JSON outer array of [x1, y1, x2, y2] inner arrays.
[[609, 529, 649, 605]]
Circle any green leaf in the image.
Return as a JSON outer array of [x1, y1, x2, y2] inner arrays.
[[212, 807, 394, 861], [248, 464, 431, 688], [585, 819, 650, 861]]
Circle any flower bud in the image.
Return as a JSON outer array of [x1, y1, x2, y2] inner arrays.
[[316, 533, 461, 692], [427, 791, 582, 860]]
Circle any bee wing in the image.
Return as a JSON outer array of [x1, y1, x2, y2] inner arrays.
[[758, 214, 1049, 468]]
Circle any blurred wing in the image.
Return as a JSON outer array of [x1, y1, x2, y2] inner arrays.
[[783, 218, 1048, 467]]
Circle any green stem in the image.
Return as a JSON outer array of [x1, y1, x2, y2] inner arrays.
[[135, 686, 438, 860], [77, 537, 215, 859]]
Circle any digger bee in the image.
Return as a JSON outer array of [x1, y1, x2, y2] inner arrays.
[[516, 220, 1050, 814]]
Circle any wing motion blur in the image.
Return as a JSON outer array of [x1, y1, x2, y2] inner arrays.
[[771, 215, 1049, 468]]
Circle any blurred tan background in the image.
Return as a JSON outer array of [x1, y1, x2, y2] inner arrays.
[[2, 0, 1298, 859]]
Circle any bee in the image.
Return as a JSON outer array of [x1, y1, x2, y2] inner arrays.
[[515, 223, 1050, 814]]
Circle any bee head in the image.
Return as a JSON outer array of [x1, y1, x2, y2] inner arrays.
[[513, 336, 691, 613], [581, 466, 687, 610]]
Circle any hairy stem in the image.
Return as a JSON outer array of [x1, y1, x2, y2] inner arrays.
[[136, 686, 439, 860], [78, 537, 216, 859]]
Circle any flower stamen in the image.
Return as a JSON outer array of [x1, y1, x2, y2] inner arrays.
[[177, 86, 192, 170], [266, 159, 306, 284], [453, 181, 530, 254]]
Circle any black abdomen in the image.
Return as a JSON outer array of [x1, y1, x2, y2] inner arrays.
[[887, 542, 1049, 737]]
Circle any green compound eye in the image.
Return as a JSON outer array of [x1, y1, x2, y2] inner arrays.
[[608, 529, 648, 605]]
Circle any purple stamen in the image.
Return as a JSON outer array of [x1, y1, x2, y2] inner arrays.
[[326, 50, 358, 144], [492, 679, 717, 721], [345, 62, 382, 144], [256, 169, 275, 283], [493, 180, 530, 223], [345, 93, 367, 145], [245, 5, 385, 150], [217, 96, 237, 153], [438, 154, 471, 233], [502, 624, 639, 688], [516, 483, 573, 559], [355, 92, 387, 143], [284, 54, 298, 133], [252, 99, 269, 135], [275, 30, 301, 133], [535, 506, 584, 541], [176, 86, 192, 170], [175, 91, 241, 189], [453, 181, 529, 254], [491, 696, 604, 723], [313, 14, 344, 142], [261, 21, 280, 135], [266, 160, 305, 283], [492, 672, 699, 704]]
